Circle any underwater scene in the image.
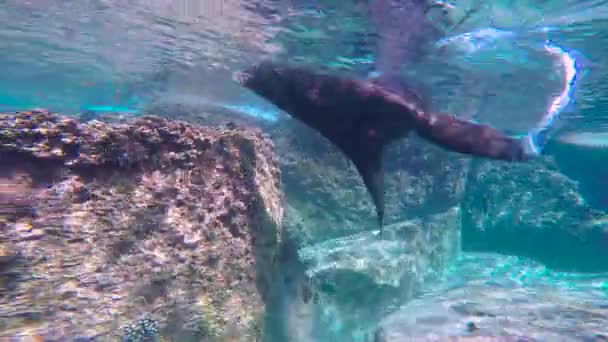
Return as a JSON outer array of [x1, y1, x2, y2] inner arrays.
[[2, 0, 608, 341]]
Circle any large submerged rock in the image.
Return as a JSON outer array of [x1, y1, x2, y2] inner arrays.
[[286, 208, 461, 340], [299, 207, 460, 290], [462, 158, 608, 272], [0, 110, 283, 341]]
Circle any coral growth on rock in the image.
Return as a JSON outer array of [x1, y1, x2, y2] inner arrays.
[[0, 110, 283, 341]]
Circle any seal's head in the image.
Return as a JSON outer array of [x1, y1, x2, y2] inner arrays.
[[232, 67, 254, 87], [233, 61, 289, 99], [233, 61, 314, 115]]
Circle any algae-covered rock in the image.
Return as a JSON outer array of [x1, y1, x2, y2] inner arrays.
[[462, 158, 608, 272], [0, 110, 283, 341]]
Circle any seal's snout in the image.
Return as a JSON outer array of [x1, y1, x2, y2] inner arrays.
[[232, 70, 251, 86]]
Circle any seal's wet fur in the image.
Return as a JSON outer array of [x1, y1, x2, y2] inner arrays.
[[234, 61, 531, 229]]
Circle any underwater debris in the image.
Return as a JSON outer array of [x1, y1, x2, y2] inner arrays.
[[121, 317, 159, 342], [465, 321, 479, 332]]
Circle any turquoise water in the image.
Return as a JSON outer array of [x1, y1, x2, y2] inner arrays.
[[2, 0, 608, 341], [2, 0, 606, 127]]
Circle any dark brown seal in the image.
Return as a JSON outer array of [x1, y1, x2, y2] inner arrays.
[[234, 61, 533, 229]]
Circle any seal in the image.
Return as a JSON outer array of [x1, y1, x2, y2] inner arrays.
[[234, 61, 534, 229]]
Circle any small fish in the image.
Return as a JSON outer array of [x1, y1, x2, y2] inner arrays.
[[234, 61, 534, 231]]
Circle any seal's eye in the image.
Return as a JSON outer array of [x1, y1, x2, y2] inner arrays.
[[232, 71, 251, 85]]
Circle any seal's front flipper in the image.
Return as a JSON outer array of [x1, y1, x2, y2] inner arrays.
[[344, 143, 386, 231], [234, 60, 406, 230]]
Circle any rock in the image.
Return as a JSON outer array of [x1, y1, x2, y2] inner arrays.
[[265, 208, 461, 341], [372, 253, 608, 342], [0, 110, 283, 341], [462, 158, 608, 272], [299, 207, 461, 289]]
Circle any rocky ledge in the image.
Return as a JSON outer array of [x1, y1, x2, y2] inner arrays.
[[0, 110, 283, 341], [462, 158, 608, 272], [292, 208, 462, 339]]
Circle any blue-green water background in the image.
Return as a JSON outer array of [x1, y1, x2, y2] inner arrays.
[[2, 0, 608, 131], [3, 0, 608, 340]]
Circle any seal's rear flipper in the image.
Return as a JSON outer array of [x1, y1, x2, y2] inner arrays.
[[414, 111, 535, 161], [345, 143, 386, 231]]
